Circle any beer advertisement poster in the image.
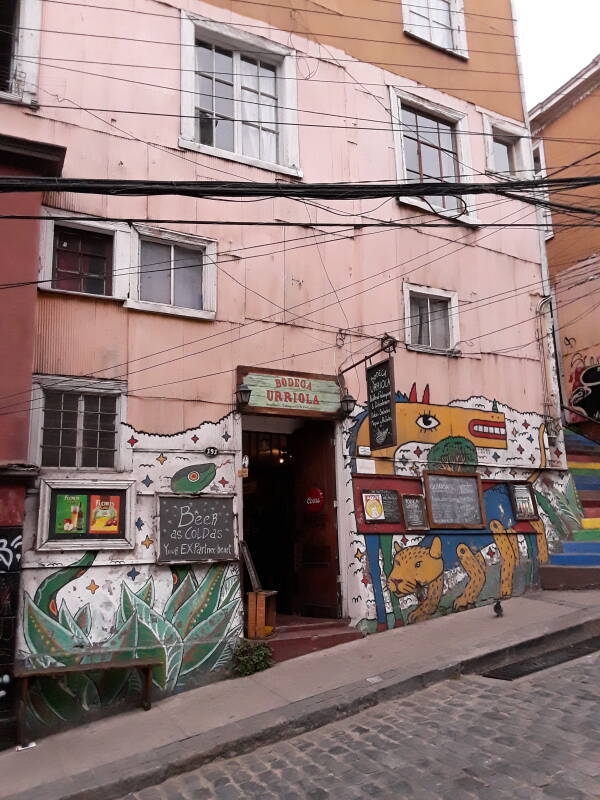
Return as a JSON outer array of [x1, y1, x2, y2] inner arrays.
[[54, 494, 88, 535], [89, 495, 121, 533]]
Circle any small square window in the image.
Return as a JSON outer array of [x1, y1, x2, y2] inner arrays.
[[41, 390, 118, 469], [52, 226, 113, 296], [409, 293, 451, 350], [140, 239, 204, 310]]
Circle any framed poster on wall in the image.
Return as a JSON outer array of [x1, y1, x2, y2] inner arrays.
[[37, 480, 136, 550], [509, 484, 539, 521]]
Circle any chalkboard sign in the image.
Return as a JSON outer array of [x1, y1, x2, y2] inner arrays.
[[366, 358, 396, 450], [239, 540, 261, 591], [401, 495, 429, 531], [424, 472, 485, 529], [361, 489, 402, 524], [158, 495, 237, 563]]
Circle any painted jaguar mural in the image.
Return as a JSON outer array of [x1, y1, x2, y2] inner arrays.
[[347, 386, 579, 632]]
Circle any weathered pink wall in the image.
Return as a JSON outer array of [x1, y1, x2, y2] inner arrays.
[[0, 0, 547, 433]]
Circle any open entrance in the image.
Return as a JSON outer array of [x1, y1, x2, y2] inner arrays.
[[242, 417, 340, 619]]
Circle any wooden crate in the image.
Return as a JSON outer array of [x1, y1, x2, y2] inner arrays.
[[246, 590, 278, 639]]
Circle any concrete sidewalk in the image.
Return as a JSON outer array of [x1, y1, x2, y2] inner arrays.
[[2, 590, 600, 800]]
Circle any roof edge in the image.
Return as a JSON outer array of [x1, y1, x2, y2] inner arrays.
[[529, 52, 600, 129]]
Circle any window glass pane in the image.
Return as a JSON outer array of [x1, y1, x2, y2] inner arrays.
[[405, 169, 420, 183], [421, 144, 441, 179], [41, 447, 60, 467], [431, 0, 452, 27], [196, 42, 213, 74], [533, 148, 542, 175], [100, 395, 116, 413], [140, 240, 171, 304], [60, 447, 77, 468], [173, 247, 203, 310], [259, 62, 276, 96], [417, 113, 439, 147], [430, 298, 451, 349], [260, 94, 277, 128], [404, 136, 419, 173], [214, 47, 233, 80], [410, 295, 430, 347], [242, 88, 257, 122], [98, 431, 116, 450], [214, 116, 234, 151], [241, 57, 258, 90], [196, 75, 213, 111], [97, 450, 115, 469], [432, 25, 453, 49], [215, 79, 233, 118], [197, 110, 214, 146], [493, 138, 512, 174], [242, 123, 260, 159], [44, 391, 62, 410], [262, 130, 278, 164], [83, 428, 99, 448], [441, 150, 457, 181], [83, 277, 105, 295], [401, 108, 417, 132], [81, 449, 98, 468], [438, 122, 454, 152]]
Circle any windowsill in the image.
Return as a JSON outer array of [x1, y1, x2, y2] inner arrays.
[[178, 137, 303, 179], [39, 287, 125, 302], [404, 29, 468, 60], [0, 88, 35, 107], [124, 298, 216, 321], [397, 195, 479, 228], [406, 343, 462, 357]]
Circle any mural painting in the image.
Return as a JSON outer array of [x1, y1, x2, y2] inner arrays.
[[17, 415, 243, 734], [347, 385, 576, 632]]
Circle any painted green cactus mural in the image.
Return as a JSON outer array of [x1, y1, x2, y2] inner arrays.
[[21, 558, 241, 728]]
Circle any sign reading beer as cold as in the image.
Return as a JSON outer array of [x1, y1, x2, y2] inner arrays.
[[158, 495, 236, 563], [237, 366, 341, 418]]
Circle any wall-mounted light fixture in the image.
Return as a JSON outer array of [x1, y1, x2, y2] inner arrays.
[[235, 382, 252, 408], [340, 392, 356, 418]]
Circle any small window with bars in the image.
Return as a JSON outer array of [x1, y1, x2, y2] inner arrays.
[[409, 292, 452, 351], [41, 391, 118, 469], [52, 226, 114, 296], [195, 41, 279, 164]]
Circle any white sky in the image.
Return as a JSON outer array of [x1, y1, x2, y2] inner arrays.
[[512, 0, 600, 108]]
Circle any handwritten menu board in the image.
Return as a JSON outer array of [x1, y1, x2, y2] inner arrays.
[[424, 473, 485, 529], [401, 495, 429, 531], [361, 489, 402, 524], [366, 358, 396, 450], [158, 496, 236, 563]]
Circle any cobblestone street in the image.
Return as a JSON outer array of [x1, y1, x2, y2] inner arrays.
[[125, 652, 600, 800]]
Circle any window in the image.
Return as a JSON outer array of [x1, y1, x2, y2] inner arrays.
[[401, 105, 460, 212], [492, 136, 514, 176], [532, 142, 553, 239], [180, 14, 300, 175], [402, 0, 467, 57], [52, 225, 113, 296], [0, 1, 19, 93], [41, 390, 118, 469], [195, 42, 278, 163], [140, 239, 204, 310], [404, 283, 459, 352]]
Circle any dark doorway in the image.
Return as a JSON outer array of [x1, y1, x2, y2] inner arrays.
[[242, 419, 339, 618]]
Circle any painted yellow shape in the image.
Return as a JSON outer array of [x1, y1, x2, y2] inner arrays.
[[356, 401, 507, 475], [567, 461, 600, 471], [582, 518, 600, 529]]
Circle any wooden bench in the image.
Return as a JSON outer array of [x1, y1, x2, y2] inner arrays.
[[13, 656, 162, 747]]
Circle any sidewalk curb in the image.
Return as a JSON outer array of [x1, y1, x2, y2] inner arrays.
[[7, 610, 600, 800]]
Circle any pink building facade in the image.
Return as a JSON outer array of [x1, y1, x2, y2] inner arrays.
[[0, 0, 575, 736]]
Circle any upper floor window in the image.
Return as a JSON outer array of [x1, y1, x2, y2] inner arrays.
[[532, 142, 553, 239], [402, 105, 460, 212], [196, 42, 278, 164], [41, 390, 119, 469], [404, 282, 459, 353], [180, 14, 301, 176], [140, 239, 204, 311], [0, 1, 19, 93], [492, 136, 514, 176], [52, 225, 113, 296], [402, 0, 467, 57]]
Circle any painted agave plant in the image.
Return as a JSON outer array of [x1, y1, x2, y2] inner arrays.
[[21, 554, 241, 727]]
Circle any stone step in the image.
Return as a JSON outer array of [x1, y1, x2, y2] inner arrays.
[[275, 616, 352, 634], [540, 564, 600, 590], [563, 541, 600, 553], [549, 553, 600, 566], [268, 625, 364, 663]]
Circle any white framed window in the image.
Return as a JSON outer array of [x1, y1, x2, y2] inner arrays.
[[39, 209, 131, 299], [403, 282, 459, 353], [179, 13, 300, 177], [401, 0, 467, 58], [391, 89, 476, 223], [0, 0, 41, 104], [532, 141, 553, 240], [483, 115, 528, 179], [29, 376, 127, 472], [125, 225, 217, 320]]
